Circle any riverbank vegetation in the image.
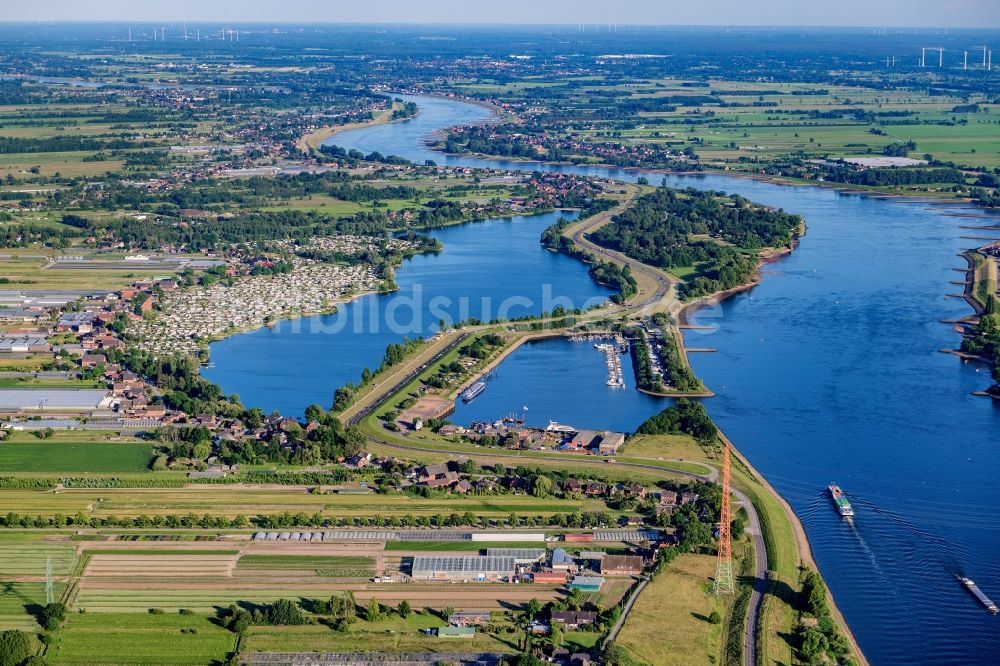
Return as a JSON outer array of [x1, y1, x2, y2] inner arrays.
[[634, 400, 718, 444], [540, 209, 638, 303], [589, 186, 800, 300]]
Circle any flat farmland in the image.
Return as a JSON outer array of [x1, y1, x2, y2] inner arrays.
[[0, 582, 67, 630], [241, 618, 519, 655], [0, 254, 175, 290], [47, 613, 236, 666], [0, 441, 154, 473], [74, 583, 562, 613], [0, 485, 609, 518], [0, 152, 125, 178], [235, 555, 376, 578], [83, 554, 237, 579], [615, 553, 720, 665], [0, 541, 78, 576]]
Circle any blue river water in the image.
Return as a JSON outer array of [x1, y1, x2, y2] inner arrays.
[[203, 208, 615, 416], [207, 94, 1000, 664]]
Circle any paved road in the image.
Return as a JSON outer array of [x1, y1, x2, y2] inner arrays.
[[346, 333, 471, 426], [563, 186, 676, 313], [605, 577, 648, 644], [732, 487, 768, 666]]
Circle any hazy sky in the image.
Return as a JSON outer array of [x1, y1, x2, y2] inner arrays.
[[5, 0, 999, 28]]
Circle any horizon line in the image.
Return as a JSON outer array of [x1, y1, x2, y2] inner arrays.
[[0, 21, 997, 31]]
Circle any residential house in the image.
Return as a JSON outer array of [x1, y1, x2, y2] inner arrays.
[[550, 611, 598, 629]]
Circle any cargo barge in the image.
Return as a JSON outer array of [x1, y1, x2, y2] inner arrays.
[[461, 381, 486, 403], [828, 484, 854, 517], [957, 575, 999, 614]]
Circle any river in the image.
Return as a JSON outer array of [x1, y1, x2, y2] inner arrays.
[[209, 93, 1000, 664]]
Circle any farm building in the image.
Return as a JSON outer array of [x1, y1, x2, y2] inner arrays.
[[532, 571, 568, 584], [569, 575, 604, 592], [485, 548, 546, 563], [597, 431, 626, 455], [592, 529, 659, 542], [550, 548, 575, 570], [0, 389, 113, 413], [470, 532, 545, 542], [438, 626, 476, 638], [411, 556, 516, 581], [563, 533, 594, 543], [578, 551, 606, 561], [599, 555, 645, 575]]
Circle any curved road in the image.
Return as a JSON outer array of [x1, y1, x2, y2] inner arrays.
[[563, 184, 677, 313]]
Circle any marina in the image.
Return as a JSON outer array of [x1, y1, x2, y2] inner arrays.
[[594, 337, 628, 388]]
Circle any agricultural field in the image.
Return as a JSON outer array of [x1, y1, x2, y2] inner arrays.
[[0, 440, 154, 474], [47, 613, 237, 665], [448, 76, 1000, 175], [0, 484, 617, 519], [0, 249, 191, 291], [241, 616, 519, 655], [614, 553, 720, 665]]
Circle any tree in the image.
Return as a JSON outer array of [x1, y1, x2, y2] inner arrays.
[[397, 600, 411, 618], [800, 627, 829, 662], [531, 475, 553, 497], [708, 609, 722, 624], [39, 602, 67, 631], [441, 606, 455, 621], [266, 599, 305, 625], [803, 570, 829, 617], [0, 630, 31, 666], [550, 622, 563, 647], [525, 598, 542, 620], [366, 598, 383, 622]]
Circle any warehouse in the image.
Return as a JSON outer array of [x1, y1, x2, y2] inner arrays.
[[410, 556, 516, 582]]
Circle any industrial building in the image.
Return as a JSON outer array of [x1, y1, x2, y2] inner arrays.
[[411, 556, 516, 582]]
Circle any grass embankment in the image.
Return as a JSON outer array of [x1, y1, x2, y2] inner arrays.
[[618, 433, 860, 666], [968, 251, 999, 314]]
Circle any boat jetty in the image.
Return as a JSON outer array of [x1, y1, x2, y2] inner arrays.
[[571, 333, 629, 388]]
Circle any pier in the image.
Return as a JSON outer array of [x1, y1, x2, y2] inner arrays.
[[596, 341, 626, 387]]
